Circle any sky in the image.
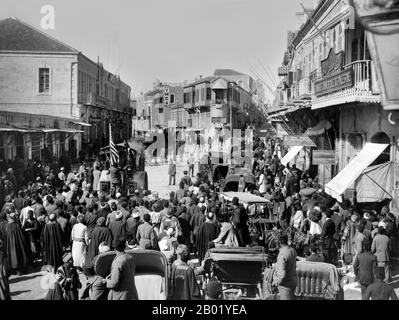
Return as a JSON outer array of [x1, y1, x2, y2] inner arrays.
[[1, 0, 315, 99]]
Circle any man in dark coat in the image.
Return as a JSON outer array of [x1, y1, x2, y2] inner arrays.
[[5, 213, 31, 275], [109, 211, 126, 242], [189, 202, 205, 254], [178, 206, 192, 248], [353, 241, 377, 298], [364, 267, 398, 300], [86, 217, 113, 267], [197, 212, 220, 263], [320, 209, 337, 264], [41, 214, 64, 270], [232, 198, 250, 247], [104, 236, 138, 300], [170, 244, 201, 300], [168, 159, 176, 186], [126, 211, 142, 246], [84, 204, 98, 239]]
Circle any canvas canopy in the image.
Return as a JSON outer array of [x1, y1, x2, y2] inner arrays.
[[281, 146, 303, 166], [355, 161, 398, 203], [325, 143, 389, 202]]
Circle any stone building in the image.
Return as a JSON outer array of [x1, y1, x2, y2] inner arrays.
[[0, 17, 132, 167]]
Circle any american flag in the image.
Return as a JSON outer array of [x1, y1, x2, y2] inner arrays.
[[109, 123, 119, 166]]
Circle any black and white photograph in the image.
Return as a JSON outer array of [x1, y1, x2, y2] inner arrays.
[[0, 0, 399, 307]]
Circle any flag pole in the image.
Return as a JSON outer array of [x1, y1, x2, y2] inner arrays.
[[109, 122, 112, 166]]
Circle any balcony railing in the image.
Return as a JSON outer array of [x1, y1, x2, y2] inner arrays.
[[311, 60, 380, 109]]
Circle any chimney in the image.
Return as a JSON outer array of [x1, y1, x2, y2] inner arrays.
[[199, 75, 203, 79]]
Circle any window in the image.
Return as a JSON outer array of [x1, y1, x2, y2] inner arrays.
[[39, 68, 50, 93], [195, 90, 199, 102], [201, 88, 205, 101], [183, 92, 189, 103], [160, 97, 164, 104], [170, 94, 175, 104], [159, 108, 163, 114], [215, 90, 224, 103], [207, 88, 211, 100]]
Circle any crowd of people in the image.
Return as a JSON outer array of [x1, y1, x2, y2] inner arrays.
[[0, 135, 398, 300]]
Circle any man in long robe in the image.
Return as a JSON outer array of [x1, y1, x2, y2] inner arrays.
[[170, 245, 201, 300], [5, 213, 31, 275], [41, 214, 64, 270], [85, 217, 113, 267], [197, 212, 220, 263]]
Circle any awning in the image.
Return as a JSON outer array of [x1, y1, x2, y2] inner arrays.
[[304, 120, 332, 136], [325, 143, 390, 201], [355, 161, 398, 202], [280, 146, 303, 166], [0, 125, 83, 134], [0, 125, 40, 133], [72, 121, 92, 127], [41, 128, 84, 133]]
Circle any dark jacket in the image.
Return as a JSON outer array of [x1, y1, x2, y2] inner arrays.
[[353, 251, 377, 286], [363, 280, 398, 300], [320, 218, 336, 249]]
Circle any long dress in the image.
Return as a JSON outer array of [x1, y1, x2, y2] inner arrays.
[[197, 221, 220, 263], [93, 170, 101, 192], [342, 220, 357, 265], [71, 223, 88, 268], [5, 221, 31, 273], [85, 226, 113, 267], [41, 221, 64, 270]]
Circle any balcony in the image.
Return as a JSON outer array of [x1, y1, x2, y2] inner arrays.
[[290, 78, 311, 102], [311, 60, 381, 110]]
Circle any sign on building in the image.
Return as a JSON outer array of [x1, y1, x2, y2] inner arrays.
[[314, 69, 353, 97], [283, 135, 317, 147], [314, 48, 354, 97], [164, 86, 170, 105], [312, 150, 336, 165]]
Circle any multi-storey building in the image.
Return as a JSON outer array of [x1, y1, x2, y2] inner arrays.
[[273, 0, 399, 197], [0, 17, 132, 165]]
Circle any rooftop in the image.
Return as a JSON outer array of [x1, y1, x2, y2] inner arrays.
[[0, 17, 78, 53], [213, 69, 247, 76]]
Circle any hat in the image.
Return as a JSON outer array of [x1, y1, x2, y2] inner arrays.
[[135, 190, 139, 194], [364, 212, 371, 220], [116, 192, 122, 199], [372, 221, 379, 227], [36, 177, 41, 181], [49, 213, 56, 221], [207, 211, 214, 220], [206, 279, 222, 299], [60, 167, 65, 171], [9, 212, 17, 220], [97, 217, 106, 226], [132, 211, 140, 219], [115, 210, 123, 220], [331, 203, 340, 212]]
